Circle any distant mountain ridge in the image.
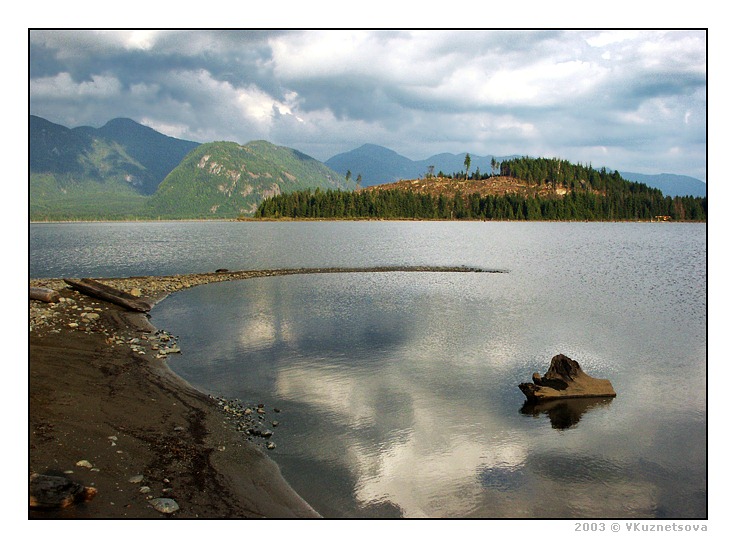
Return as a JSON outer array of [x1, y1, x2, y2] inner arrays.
[[327, 144, 706, 198], [30, 115, 200, 195], [325, 144, 520, 186], [619, 172, 706, 198]]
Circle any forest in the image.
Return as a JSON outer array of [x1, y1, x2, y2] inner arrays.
[[254, 157, 707, 221]]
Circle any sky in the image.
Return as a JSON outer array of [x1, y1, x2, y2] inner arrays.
[[29, 29, 707, 181]]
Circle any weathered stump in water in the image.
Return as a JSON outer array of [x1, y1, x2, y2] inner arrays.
[[518, 354, 616, 402]]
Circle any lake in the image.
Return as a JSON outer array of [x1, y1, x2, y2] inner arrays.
[[30, 220, 707, 518]]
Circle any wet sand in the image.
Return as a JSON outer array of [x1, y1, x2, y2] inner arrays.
[[30, 266, 491, 518]]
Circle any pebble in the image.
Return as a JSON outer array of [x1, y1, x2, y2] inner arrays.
[[76, 460, 93, 468], [128, 474, 145, 483], [139, 486, 151, 494], [149, 498, 179, 514]]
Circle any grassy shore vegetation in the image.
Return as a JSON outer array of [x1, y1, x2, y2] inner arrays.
[[255, 158, 707, 222]]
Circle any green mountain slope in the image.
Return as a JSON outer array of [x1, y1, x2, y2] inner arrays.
[[30, 115, 200, 220], [147, 141, 356, 218], [30, 115, 200, 196], [93, 118, 201, 193]]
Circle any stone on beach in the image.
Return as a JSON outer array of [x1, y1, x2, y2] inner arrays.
[[149, 497, 180, 514], [29, 473, 97, 510], [518, 354, 616, 402]]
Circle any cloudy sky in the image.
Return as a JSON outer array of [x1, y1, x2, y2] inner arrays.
[[29, 29, 706, 181]]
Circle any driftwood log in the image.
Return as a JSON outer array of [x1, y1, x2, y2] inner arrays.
[[518, 354, 616, 402], [64, 278, 151, 312], [30, 287, 60, 303]]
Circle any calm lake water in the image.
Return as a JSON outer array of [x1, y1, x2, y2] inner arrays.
[[30, 221, 707, 518]]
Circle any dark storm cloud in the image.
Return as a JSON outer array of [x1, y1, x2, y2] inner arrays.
[[29, 29, 706, 180]]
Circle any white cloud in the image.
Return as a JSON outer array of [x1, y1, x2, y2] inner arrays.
[[30, 72, 122, 98], [584, 30, 644, 48], [139, 118, 189, 140], [122, 30, 160, 50]]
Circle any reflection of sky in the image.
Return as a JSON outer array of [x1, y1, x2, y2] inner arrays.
[[154, 224, 706, 518]]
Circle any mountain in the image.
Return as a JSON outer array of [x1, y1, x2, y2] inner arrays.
[[324, 144, 418, 186], [30, 116, 354, 220], [619, 172, 706, 198], [325, 144, 519, 186], [30, 115, 201, 219], [30, 115, 200, 195], [92, 118, 201, 194], [147, 140, 356, 219]]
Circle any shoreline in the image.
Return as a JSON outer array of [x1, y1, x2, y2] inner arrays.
[[30, 217, 706, 224], [29, 266, 494, 518], [29, 271, 325, 518]]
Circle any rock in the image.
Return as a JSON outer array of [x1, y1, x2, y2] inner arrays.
[[29, 473, 97, 509], [149, 497, 179, 514], [518, 354, 616, 402], [75, 459, 93, 468], [129, 288, 143, 297], [128, 474, 145, 483]]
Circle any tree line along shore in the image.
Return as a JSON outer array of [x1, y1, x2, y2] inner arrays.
[[255, 157, 706, 222], [254, 185, 706, 222]]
